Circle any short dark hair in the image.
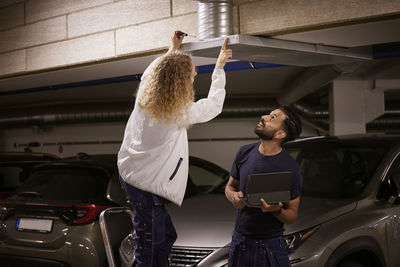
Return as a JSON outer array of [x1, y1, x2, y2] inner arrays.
[[279, 106, 302, 144]]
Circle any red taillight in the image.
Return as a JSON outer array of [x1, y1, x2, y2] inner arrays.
[[0, 202, 114, 225], [0, 205, 7, 219], [0, 194, 9, 200], [73, 205, 112, 224]]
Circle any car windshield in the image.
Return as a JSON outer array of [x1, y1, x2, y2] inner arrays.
[[0, 165, 32, 189], [185, 158, 229, 197], [285, 138, 387, 198], [10, 167, 109, 202], [0, 164, 38, 200]]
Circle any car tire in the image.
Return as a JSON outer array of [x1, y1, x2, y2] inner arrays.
[[338, 258, 366, 267], [325, 237, 385, 267]]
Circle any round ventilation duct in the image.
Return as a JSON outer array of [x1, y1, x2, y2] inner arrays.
[[197, 0, 234, 40]]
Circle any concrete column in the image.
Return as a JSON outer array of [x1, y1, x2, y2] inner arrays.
[[329, 80, 384, 136]]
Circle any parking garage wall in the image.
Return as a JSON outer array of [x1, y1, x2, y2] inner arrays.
[[0, 117, 315, 170], [0, 118, 257, 170]]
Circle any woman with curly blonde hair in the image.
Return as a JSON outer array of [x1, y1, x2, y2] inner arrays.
[[118, 31, 232, 267], [138, 50, 195, 128]]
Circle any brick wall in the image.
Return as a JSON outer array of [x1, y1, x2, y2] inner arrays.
[[0, 0, 399, 77], [0, 0, 198, 77]]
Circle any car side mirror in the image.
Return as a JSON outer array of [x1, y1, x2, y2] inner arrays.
[[377, 173, 400, 203], [392, 173, 400, 190], [388, 195, 400, 205], [389, 173, 400, 204]]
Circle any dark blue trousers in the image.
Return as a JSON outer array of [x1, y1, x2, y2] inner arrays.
[[119, 177, 177, 267], [228, 231, 291, 267]]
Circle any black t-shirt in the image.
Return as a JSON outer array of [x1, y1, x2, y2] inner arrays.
[[230, 142, 302, 239]]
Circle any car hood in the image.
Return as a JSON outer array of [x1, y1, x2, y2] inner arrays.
[[167, 193, 236, 247], [283, 196, 357, 235], [167, 194, 357, 248]]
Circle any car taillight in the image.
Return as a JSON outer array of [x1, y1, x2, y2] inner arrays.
[[0, 193, 10, 200], [73, 205, 112, 224], [0, 205, 7, 219], [0, 202, 114, 225], [0, 202, 16, 220]]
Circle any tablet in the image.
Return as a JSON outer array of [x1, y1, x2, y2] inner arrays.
[[244, 171, 292, 206]]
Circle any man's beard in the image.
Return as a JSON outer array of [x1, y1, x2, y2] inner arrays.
[[254, 126, 275, 140]]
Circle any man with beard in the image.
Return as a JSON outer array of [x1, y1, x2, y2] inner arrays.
[[225, 106, 302, 267]]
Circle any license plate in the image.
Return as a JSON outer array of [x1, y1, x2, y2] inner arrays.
[[16, 218, 53, 233]]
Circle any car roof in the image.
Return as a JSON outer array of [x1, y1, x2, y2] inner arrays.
[[0, 151, 59, 163], [286, 134, 400, 146], [31, 153, 117, 176]]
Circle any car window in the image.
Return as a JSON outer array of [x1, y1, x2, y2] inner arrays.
[[388, 153, 400, 174], [377, 153, 400, 200], [185, 162, 227, 197], [390, 155, 400, 194], [11, 168, 109, 202], [0, 164, 34, 192], [0, 166, 24, 189], [287, 142, 385, 198]]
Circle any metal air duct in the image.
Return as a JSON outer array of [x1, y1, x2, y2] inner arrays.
[[182, 34, 372, 67], [197, 0, 234, 40]]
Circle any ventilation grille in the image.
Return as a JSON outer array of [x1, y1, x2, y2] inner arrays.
[[170, 247, 214, 266]]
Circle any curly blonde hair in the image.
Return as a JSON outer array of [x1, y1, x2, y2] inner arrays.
[[138, 50, 194, 128]]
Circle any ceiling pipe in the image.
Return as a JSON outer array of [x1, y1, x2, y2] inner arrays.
[[367, 118, 400, 130], [292, 102, 400, 131], [300, 117, 400, 132], [197, 0, 234, 41], [0, 107, 279, 128], [2, 101, 400, 130], [381, 109, 400, 117], [292, 101, 400, 119], [292, 102, 328, 119], [0, 111, 131, 128]]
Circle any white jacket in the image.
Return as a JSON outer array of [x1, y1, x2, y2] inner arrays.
[[118, 57, 226, 206]]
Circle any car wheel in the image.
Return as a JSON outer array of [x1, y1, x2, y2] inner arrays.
[[338, 258, 367, 267]]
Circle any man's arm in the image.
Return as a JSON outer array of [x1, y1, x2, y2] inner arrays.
[[225, 176, 246, 209], [259, 197, 300, 224]]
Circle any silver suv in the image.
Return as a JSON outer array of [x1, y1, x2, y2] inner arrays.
[[168, 135, 400, 267]]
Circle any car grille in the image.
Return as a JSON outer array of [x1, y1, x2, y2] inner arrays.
[[170, 247, 214, 266]]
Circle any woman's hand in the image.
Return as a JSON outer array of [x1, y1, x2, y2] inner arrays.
[[216, 37, 233, 69], [168, 30, 185, 52]]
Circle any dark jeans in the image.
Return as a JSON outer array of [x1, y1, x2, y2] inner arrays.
[[228, 231, 291, 267], [119, 176, 177, 267]]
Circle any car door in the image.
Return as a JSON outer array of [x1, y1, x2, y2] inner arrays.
[[380, 151, 400, 266]]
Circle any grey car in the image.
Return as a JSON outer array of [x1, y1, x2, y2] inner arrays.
[[0, 154, 126, 267], [168, 135, 400, 267]]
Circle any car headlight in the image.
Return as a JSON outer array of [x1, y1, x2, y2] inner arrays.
[[283, 225, 320, 252]]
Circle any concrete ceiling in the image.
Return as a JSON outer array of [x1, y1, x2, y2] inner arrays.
[[276, 18, 400, 48]]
